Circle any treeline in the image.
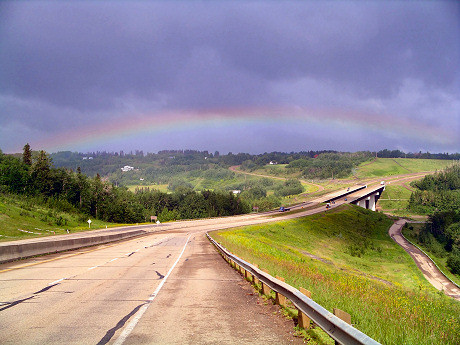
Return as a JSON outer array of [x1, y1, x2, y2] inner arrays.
[[408, 165, 460, 275], [376, 149, 460, 160], [0, 145, 249, 224], [408, 165, 460, 213], [136, 187, 248, 221]]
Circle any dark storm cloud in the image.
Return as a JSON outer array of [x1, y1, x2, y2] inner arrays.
[[0, 1, 458, 153]]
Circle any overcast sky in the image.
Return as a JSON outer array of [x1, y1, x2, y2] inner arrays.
[[1, 1, 459, 154]]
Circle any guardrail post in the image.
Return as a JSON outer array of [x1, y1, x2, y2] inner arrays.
[[275, 276, 286, 306], [261, 281, 271, 296], [297, 287, 312, 329], [252, 264, 260, 285], [261, 269, 272, 296], [333, 308, 351, 345], [244, 269, 251, 281]]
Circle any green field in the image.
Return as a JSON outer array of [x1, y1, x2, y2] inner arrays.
[[0, 193, 131, 242], [212, 205, 459, 345], [127, 183, 169, 193], [356, 158, 454, 178]]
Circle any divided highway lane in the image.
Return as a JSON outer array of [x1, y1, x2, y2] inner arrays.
[[0, 233, 186, 344]]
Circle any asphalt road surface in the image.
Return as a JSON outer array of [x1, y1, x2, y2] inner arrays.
[[1, 211, 320, 344]]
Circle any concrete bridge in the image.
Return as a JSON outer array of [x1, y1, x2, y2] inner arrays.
[[346, 185, 385, 211], [314, 184, 385, 212]]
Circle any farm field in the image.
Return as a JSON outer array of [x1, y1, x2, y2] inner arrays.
[[212, 205, 459, 344]]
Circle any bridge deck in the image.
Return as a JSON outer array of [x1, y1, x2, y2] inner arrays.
[[313, 185, 366, 203]]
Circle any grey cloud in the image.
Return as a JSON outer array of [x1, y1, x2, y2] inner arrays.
[[0, 1, 458, 153], [2, 2, 458, 110]]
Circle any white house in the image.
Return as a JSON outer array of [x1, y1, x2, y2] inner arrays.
[[121, 165, 134, 172]]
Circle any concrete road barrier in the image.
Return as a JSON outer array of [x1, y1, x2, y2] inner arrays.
[[0, 229, 147, 263]]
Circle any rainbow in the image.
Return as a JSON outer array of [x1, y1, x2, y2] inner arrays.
[[35, 106, 456, 152]]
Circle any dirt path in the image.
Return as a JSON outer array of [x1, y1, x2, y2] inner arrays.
[[389, 219, 460, 300]]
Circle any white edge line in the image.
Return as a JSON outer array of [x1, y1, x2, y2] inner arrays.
[[49, 278, 65, 285], [112, 234, 191, 345]]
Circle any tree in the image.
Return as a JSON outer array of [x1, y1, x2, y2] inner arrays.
[[23, 143, 32, 166], [30, 150, 52, 195], [0, 155, 29, 193]]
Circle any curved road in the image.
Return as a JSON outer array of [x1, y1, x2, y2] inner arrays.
[[389, 219, 460, 300]]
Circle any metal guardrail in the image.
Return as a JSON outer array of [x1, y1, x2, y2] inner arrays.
[[207, 233, 381, 345]]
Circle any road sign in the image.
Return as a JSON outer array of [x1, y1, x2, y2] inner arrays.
[[87, 219, 92, 228]]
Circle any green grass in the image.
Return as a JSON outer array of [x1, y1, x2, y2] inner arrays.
[[394, 158, 456, 172], [211, 205, 459, 345], [248, 164, 302, 179], [127, 184, 169, 193], [378, 185, 412, 212], [0, 193, 130, 242], [356, 158, 454, 179]]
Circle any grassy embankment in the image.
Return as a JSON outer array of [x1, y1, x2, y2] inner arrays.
[[211, 204, 459, 345], [0, 193, 131, 242], [378, 185, 413, 217]]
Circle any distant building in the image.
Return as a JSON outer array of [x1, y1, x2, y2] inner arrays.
[[121, 165, 134, 172], [269, 161, 278, 165], [232, 190, 241, 194]]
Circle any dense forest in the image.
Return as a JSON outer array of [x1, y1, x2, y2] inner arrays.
[[0, 145, 249, 224], [408, 165, 460, 213], [408, 165, 460, 274]]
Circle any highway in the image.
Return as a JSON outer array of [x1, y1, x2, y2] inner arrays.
[[1, 208, 326, 344], [1, 180, 454, 344]]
